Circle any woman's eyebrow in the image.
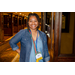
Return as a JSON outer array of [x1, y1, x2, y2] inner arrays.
[[29, 19, 37, 21]]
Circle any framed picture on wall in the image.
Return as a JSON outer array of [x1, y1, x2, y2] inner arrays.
[[62, 12, 70, 33], [62, 15, 66, 29]]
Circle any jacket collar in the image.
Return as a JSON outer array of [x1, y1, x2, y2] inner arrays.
[[37, 30, 44, 42], [25, 29, 44, 41]]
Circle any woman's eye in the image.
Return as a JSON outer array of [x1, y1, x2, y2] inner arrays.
[[30, 21, 32, 22], [35, 21, 37, 22]]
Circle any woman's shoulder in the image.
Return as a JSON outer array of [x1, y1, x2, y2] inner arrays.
[[38, 30, 47, 40], [38, 30, 46, 36], [16, 29, 28, 36], [19, 29, 28, 33]]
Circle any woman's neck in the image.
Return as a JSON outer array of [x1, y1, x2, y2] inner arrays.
[[30, 29, 37, 34], [30, 29, 38, 41]]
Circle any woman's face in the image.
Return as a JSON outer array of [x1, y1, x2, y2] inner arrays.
[[28, 16, 38, 30]]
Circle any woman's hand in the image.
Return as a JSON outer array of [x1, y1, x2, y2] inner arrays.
[[16, 49, 20, 54]]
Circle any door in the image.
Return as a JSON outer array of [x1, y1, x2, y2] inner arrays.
[[54, 12, 75, 62], [41, 12, 54, 61]]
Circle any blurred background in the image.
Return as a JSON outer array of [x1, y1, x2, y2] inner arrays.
[[0, 12, 75, 62]]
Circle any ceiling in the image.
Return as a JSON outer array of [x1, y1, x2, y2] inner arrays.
[[4, 12, 41, 17]]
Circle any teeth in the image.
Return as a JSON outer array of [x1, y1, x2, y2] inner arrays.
[[32, 25, 35, 27]]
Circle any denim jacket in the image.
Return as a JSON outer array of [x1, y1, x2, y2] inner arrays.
[[9, 29, 50, 62]]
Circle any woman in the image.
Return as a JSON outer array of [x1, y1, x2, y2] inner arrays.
[[9, 13, 50, 62]]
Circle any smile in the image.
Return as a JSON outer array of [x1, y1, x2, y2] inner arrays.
[[31, 25, 36, 27]]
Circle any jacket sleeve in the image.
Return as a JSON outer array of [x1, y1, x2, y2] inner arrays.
[[9, 30, 24, 51], [44, 34, 50, 62]]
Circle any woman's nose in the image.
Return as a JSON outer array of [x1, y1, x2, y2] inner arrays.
[[32, 21, 35, 24]]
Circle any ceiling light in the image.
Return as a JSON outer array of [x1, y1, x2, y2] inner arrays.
[[20, 13, 21, 15]]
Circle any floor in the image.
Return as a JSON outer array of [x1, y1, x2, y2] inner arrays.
[[0, 42, 20, 62]]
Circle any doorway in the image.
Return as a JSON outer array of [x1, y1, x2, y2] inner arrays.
[[41, 12, 54, 61], [53, 12, 75, 62]]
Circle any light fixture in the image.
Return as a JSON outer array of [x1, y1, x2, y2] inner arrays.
[[32, 12, 33, 13], [20, 13, 21, 15]]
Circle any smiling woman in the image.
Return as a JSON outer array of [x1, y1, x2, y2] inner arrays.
[[27, 13, 40, 30], [29, 16, 38, 30], [9, 13, 50, 62]]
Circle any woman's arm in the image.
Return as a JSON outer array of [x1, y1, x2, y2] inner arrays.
[[9, 30, 24, 51]]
